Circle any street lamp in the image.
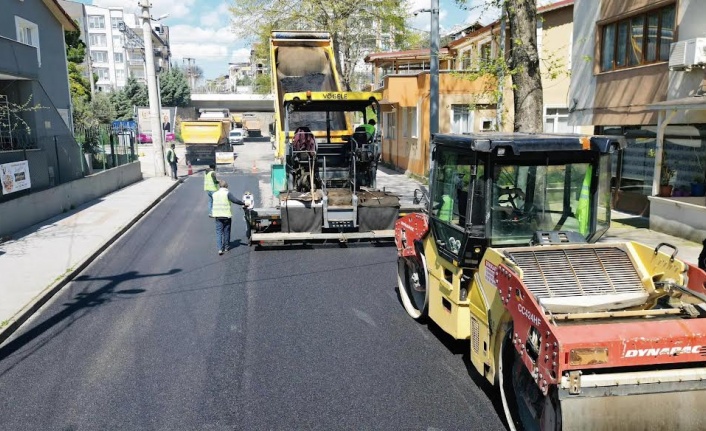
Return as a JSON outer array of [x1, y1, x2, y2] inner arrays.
[[413, 0, 440, 176]]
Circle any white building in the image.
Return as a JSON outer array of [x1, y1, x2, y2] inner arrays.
[[61, 1, 171, 92], [84, 4, 129, 92]]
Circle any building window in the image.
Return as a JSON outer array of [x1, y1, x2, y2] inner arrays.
[[408, 107, 417, 138], [115, 69, 125, 80], [543, 107, 574, 133], [384, 111, 396, 140], [479, 41, 492, 63], [88, 15, 105, 30], [114, 52, 124, 63], [480, 118, 496, 132], [111, 17, 122, 29], [92, 50, 108, 63], [89, 34, 107, 47], [15, 17, 40, 65], [451, 105, 472, 134], [95, 67, 110, 81], [112, 35, 122, 48], [600, 3, 675, 71]]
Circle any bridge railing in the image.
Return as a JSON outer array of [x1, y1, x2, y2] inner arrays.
[[191, 85, 253, 94]]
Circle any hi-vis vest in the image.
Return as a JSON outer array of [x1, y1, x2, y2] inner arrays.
[[204, 171, 218, 191], [211, 189, 231, 218], [439, 194, 453, 222], [167, 149, 176, 163]]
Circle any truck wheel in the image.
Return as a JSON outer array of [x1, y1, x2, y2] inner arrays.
[[499, 328, 560, 431], [397, 254, 429, 320]]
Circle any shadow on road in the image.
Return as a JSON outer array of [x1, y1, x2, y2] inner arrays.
[[0, 268, 181, 365]]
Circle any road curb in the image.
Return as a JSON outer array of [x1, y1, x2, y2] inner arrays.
[[0, 179, 182, 346]]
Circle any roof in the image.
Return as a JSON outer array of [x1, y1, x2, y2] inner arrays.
[[365, 47, 451, 64], [44, 0, 80, 32], [446, 0, 574, 49], [433, 132, 625, 155]]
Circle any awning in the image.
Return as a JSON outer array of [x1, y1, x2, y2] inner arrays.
[[648, 95, 706, 111]]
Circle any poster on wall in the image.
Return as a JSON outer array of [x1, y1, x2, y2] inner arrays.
[[1, 160, 31, 195], [137, 107, 176, 135]]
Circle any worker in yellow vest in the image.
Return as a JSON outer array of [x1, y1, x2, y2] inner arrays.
[[204, 164, 219, 217], [212, 180, 247, 255]]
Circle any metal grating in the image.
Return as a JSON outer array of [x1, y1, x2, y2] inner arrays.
[[506, 247, 645, 299], [471, 318, 479, 353]]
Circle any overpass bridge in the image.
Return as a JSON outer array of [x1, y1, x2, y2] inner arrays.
[[189, 91, 276, 137], [190, 92, 275, 112]]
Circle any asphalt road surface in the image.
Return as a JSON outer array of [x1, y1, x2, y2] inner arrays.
[[0, 144, 508, 430]]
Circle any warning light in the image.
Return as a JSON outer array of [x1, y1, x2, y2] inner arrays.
[[306, 90, 312, 99]]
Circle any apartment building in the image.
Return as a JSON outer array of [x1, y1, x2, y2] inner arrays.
[[365, 0, 583, 177], [570, 0, 705, 224], [60, 1, 171, 92]]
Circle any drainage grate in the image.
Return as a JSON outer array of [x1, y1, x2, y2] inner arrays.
[[506, 247, 645, 299]]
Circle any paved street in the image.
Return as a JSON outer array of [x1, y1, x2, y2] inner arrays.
[[0, 140, 507, 430]]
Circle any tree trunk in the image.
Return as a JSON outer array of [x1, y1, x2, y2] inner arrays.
[[507, 0, 543, 133]]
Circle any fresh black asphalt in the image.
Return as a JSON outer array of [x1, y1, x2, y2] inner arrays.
[[0, 171, 508, 430]]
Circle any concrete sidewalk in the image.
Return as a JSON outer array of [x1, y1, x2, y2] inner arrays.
[[0, 176, 180, 344], [0, 162, 703, 346]]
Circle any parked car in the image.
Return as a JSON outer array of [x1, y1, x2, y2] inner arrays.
[[229, 128, 244, 145], [137, 132, 175, 144]]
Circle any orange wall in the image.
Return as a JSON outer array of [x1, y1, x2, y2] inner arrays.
[[380, 72, 506, 177]]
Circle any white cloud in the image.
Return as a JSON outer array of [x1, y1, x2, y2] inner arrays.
[[169, 24, 237, 45], [200, 2, 230, 27], [230, 48, 251, 63], [171, 43, 230, 60], [92, 0, 196, 19]]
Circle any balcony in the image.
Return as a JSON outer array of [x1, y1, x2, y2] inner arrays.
[[0, 36, 39, 79]]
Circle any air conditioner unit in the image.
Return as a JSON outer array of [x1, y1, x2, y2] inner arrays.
[[669, 38, 706, 70]]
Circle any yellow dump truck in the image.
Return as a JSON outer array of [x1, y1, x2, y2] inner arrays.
[[181, 109, 231, 165]]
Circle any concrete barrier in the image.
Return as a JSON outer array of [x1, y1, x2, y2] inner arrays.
[[0, 162, 143, 237], [648, 196, 706, 243]]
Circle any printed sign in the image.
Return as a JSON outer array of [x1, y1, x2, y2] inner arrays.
[[137, 107, 175, 134], [215, 152, 235, 164], [1, 160, 31, 195], [484, 260, 497, 287]]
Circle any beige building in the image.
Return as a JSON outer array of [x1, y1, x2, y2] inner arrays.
[[365, 0, 585, 177]]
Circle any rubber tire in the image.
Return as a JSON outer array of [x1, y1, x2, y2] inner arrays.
[[396, 254, 429, 321], [499, 328, 560, 431]]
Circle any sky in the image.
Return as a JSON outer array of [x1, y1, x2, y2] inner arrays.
[[74, 0, 505, 79]]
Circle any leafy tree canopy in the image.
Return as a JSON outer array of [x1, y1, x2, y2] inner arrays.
[[229, 0, 413, 90], [159, 67, 191, 107]]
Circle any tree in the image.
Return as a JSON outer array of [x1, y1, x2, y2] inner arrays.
[[65, 25, 94, 128], [90, 92, 116, 124], [229, 0, 411, 90], [454, 0, 544, 133], [159, 67, 191, 107]]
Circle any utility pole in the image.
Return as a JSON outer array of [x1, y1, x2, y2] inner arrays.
[[184, 57, 196, 90], [140, 0, 165, 177]]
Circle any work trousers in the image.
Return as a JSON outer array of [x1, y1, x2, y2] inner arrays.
[[215, 217, 232, 251]]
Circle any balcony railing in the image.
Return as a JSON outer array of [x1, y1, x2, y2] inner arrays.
[[0, 36, 39, 79]]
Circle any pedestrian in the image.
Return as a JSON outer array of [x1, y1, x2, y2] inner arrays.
[[212, 180, 247, 255], [204, 164, 219, 217], [166, 143, 178, 180]]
